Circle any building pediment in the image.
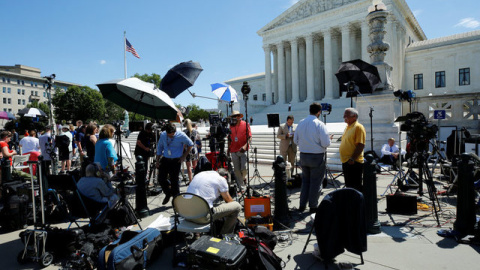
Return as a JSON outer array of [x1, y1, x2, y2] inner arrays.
[[258, 0, 361, 34]]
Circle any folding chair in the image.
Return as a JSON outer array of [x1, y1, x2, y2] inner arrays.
[[303, 188, 366, 266], [171, 192, 215, 266], [12, 154, 30, 171], [46, 174, 108, 228]]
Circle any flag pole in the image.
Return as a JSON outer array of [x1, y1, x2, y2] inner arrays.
[[124, 31, 127, 79]]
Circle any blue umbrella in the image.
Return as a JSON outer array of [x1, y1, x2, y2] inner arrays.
[[211, 83, 238, 102]]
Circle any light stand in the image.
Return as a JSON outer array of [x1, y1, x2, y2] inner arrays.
[[113, 123, 143, 229], [241, 82, 252, 197], [352, 86, 376, 155], [44, 74, 58, 175]]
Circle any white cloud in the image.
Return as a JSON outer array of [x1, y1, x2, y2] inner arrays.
[[100, 60, 106, 65], [455, 17, 480, 29], [412, 9, 422, 18]]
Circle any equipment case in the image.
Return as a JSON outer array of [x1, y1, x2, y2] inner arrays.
[[244, 196, 274, 231], [188, 235, 247, 269]]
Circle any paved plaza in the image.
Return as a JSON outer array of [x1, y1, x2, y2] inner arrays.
[[1, 161, 479, 270]]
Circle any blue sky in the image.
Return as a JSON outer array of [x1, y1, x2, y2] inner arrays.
[[1, 0, 479, 110]]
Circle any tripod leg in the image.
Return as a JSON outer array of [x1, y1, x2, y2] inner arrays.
[[302, 221, 316, 254]]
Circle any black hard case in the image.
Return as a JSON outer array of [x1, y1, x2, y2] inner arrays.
[[188, 235, 247, 269]]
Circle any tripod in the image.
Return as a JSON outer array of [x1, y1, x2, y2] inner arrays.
[[113, 125, 142, 229], [416, 151, 442, 226], [250, 147, 269, 188], [321, 112, 340, 189]]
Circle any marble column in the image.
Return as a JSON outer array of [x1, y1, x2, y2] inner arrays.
[[290, 38, 300, 103], [273, 47, 278, 103], [323, 29, 334, 99], [263, 45, 272, 105], [361, 20, 370, 62], [285, 44, 292, 102], [341, 24, 351, 61], [277, 42, 286, 104], [313, 36, 322, 100], [305, 34, 315, 101]]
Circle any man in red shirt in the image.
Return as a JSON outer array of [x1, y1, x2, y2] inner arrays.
[[227, 111, 252, 192]]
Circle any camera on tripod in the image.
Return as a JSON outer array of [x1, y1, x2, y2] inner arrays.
[[400, 112, 438, 152], [208, 114, 232, 141], [321, 103, 332, 114]]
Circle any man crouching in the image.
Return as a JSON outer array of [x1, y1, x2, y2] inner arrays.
[[186, 165, 242, 235]]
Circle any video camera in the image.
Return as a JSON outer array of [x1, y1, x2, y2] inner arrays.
[[400, 112, 438, 152], [209, 114, 234, 140], [321, 103, 332, 114]]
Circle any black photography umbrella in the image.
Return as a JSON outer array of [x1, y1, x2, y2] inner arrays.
[[335, 59, 382, 97], [160, 61, 203, 98], [18, 107, 47, 118]]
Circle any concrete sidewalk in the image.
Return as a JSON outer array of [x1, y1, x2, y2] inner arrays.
[[1, 162, 479, 269]]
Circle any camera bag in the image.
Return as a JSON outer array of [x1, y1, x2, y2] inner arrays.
[[98, 228, 162, 270]]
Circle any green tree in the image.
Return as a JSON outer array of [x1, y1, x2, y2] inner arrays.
[[52, 86, 105, 123], [184, 104, 210, 122], [133, 73, 162, 89]]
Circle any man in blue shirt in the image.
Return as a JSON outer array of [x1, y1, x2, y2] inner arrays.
[[155, 123, 194, 205], [294, 103, 332, 213]]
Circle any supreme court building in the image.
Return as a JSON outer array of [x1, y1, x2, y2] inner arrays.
[[224, 0, 480, 152]]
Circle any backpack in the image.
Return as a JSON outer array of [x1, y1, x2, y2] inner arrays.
[[241, 237, 283, 270], [56, 135, 70, 150]]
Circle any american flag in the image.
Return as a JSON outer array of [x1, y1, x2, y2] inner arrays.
[[125, 38, 140, 58]]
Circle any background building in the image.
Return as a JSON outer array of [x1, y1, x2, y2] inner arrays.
[[224, 0, 480, 153], [0, 64, 80, 114]]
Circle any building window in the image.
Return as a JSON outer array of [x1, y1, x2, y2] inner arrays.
[[7, 78, 10, 83], [35, 91, 38, 96], [459, 68, 470, 85], [22, 99, 25, 105], [2, 98, 5, 104], [43, 84, 46, 88], [262, 93, 266, 101], [22, 80, 24, 85], [17, 79, 20, 84], [3, 108, 6, 112], [2, 87, 5, 93], [7, 88, 11, 93], [31, 90, 34, 95], [22, 89, 25, 95], [30, 82, 34, 87], [435, 71, 445, 88], [8, 109, 12, 112], [18, 89, 21, 94], [2, 77, 5, 83], [18, 99, 21, 105], [253, 94, 258, 101], [8, 98, 11, 104], [414, 74, 423, 90]]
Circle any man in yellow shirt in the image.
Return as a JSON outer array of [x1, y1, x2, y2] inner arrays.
[[339, 108, 366, 192]]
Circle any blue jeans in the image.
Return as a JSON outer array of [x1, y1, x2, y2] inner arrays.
[[299, 153, 325, 209]]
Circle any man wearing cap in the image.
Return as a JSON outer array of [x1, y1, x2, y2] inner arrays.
[[227, 110, 251, 192], [39, 126, 54, 174], [58, 125, 73, 173]]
